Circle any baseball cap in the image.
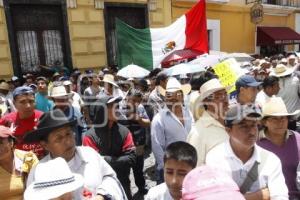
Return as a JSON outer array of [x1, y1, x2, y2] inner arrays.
[[36, 76, 47, 82], [224, 103, 262, 127], [182, 166, 245, 200], [12, 86, 34, 99], [11, 76, 19, 82], [235, 75, 262, 88]]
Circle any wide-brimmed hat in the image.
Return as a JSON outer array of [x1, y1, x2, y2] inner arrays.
[[197, 78, 229, 102], [182, 166, 245, 200], [158, 77, 191, 96], [0, 82, 9, 91], [101, 74, 119, 88], [262, 97, 300, 117], [270, 64, 294, 77], [24, 157, 84, 200], [24, 109, 77, 143], [50, 86, 73, 98]]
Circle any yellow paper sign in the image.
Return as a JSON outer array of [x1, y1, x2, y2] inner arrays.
[[213, 59, 238, 93]]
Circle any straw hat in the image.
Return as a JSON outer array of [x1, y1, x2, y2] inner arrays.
[[101, 74, 119, 88], [198, 78, 229, 102], [24, 157, 84, 200], [158, 77, 191, 96], [262, 97, 300, 117], [50, 86, 73, 98], [270, 64, 294, 77], [0, 82, 9, 91]]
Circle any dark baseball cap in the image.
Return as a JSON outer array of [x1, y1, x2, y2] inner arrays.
[[236, 75, 262, 88], [224, 103, 262, 127], [12, 86, 34, 99]]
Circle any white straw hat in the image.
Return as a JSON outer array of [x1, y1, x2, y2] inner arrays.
[[270, 64, 294, 77], [24, 157, 84, 200], [101, 74, 119, 88], [50, 86, 73, 98], [198, 78, 230, 102], [262, 97, 300, 117], [158, 77, 191, 96]]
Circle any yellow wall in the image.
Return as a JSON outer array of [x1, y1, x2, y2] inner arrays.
[[68, 0, 172, 72], [0, 0, 172, 78], [172, 1, 296, 54], [0, 7, 13, 79]]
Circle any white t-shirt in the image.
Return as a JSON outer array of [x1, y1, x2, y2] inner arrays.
[[145, 183, 173, 200]]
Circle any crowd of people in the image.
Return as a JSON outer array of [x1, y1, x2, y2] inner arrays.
[[0, 53, 300, 200]]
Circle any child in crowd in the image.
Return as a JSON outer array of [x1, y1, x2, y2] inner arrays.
[[145, 141, 197, 200]]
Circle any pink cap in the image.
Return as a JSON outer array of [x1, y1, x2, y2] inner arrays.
[[182, 166, 245, 200]]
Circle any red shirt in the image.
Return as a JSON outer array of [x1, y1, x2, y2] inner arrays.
[[0, 110, 44, 158]]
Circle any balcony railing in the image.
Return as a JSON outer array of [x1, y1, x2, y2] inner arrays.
[[262, 0, 300, 7]]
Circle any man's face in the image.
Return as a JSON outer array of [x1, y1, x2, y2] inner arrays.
[[14, 94, 35, 117], [107, 103, 119, 122], [264, 116, 288, 136], [204, 89, 229, 117], [92, 76, 100, 85], [104, 83, 113, 95], [53, 96, 70, 110], [160, 79, 168, 89], [164, 159, 193, 200], [41, 126, 76, 162], [226, 119, 258, 150], [288, 58, 295, 66], [0, 137, 13, 161], [37, 80, 47, 93], [271, 82, 280, 95], [165, 90, 183, 106], [240, 86, 258, 103]]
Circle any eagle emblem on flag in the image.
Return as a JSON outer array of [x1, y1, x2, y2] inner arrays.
[[162, 41, 176, 54]]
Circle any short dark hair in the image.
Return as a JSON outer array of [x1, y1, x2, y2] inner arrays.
[[128, 89, 143, 98], [155, 72, 168, 86], [262, 76, 279, 89], [163, 141, 197, 168]]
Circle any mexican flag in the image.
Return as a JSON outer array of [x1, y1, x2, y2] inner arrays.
[[116, 0, 208, 70]]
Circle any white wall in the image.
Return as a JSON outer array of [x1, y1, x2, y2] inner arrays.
[[207, 19, 220, 51]]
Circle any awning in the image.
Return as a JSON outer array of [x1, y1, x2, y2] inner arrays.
[[257, 26, 300, 46]]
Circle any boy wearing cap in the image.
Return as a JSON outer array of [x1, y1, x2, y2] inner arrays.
[[206, 104, 288, 200], [235, 75, 262, 105], [35, 76, 54, 112], [0, 86, 44, 158], [146, 141, 197, 200]]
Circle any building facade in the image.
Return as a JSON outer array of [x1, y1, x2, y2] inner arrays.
[[0, 0, 300, 78], [172, 0, 300, 56], [0, 0, 172, 78]]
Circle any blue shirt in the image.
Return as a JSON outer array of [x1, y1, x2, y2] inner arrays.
[[35, 92, 54, 112], [151, 106, 193, 170]]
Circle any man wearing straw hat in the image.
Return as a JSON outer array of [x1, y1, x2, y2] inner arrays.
[[271, 64, 300, 130], [151, 77, 192, 183], [0, 81, 15, 116], [258, 97, 300, 199], [50, 85, 86, 146], [187, 78, 229, 166], [25, 109, 126, 200]]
